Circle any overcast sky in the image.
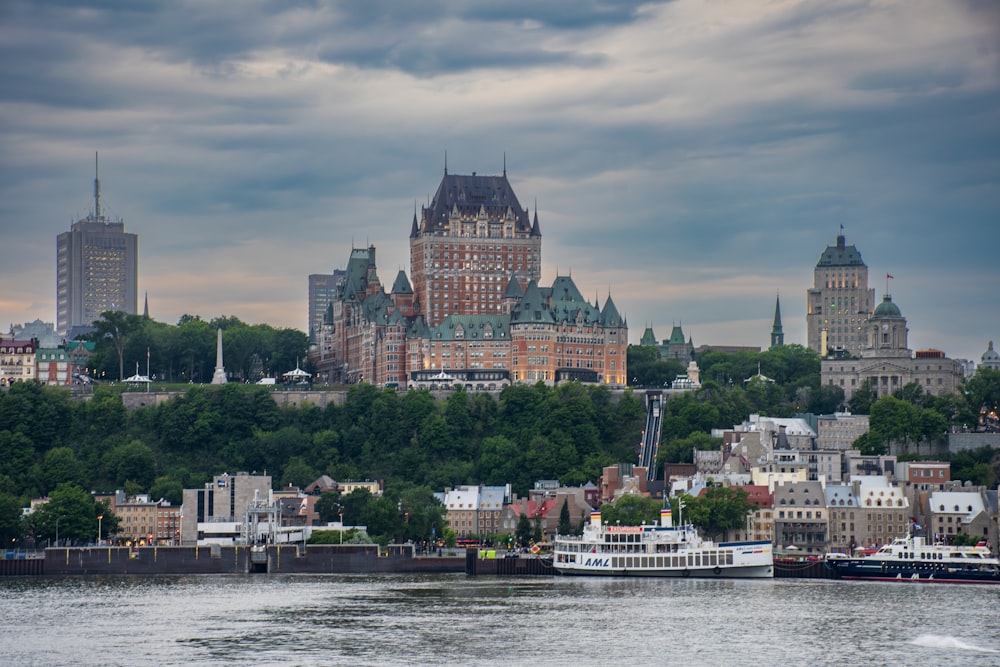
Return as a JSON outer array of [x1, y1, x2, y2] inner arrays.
[[1, 0, 997, 362]]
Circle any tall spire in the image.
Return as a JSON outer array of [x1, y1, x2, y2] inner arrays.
[[143, 291, 149, 319], [94, 151, 102, 220], [770, 293, 784, 349]]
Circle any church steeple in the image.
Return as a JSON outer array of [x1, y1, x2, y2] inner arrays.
[[770, 293, 784, 349]]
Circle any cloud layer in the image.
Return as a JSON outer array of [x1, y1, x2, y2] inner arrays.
[[1, 0, 997, 361]]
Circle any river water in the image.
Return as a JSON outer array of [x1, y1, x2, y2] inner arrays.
[[2, 574, 998, 666]]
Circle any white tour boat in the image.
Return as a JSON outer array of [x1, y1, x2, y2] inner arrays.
[[553, 507, 773, 578]]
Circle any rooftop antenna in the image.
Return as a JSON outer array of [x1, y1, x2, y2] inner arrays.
[[94, 151, 102, 220], [444, 150, 448, 176], [503, 152, 507, 177]]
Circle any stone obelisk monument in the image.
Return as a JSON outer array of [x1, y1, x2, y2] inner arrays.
[[210, 328, 228, 384]]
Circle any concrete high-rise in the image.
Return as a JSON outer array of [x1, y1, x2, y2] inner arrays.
[[409, 165, 541, 328], [806, 232, 874, 356], [307, 270, 345, 343], [56, 154, 138, 337]]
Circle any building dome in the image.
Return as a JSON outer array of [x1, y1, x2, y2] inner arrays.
[[982, 341, 1000, 370], [873, 295, 902, 319]]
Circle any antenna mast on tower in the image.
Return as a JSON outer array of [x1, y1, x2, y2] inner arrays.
[[94, 152, 102, 220]]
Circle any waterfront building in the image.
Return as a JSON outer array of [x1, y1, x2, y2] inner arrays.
[[824, 483, 860, 554], [442, 485, 480, 538], [927, 489, 993, 545], [821, 294, 965, 401], [772, 479, 828, 556], [806, 232, 875, 355], [852, 475, 909, 549], [477, 486, 509, 536], [56, 155, 138, 337], [180, 472, 273, 544]]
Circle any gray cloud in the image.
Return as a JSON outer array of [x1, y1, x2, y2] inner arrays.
[[0, 0, 997, 362]]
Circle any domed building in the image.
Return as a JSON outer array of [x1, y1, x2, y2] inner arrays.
[[821, 293, 965, 401], [981, 341, 1000, 371]]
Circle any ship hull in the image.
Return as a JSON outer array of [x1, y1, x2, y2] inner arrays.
[[825, 559, 1000, 584]]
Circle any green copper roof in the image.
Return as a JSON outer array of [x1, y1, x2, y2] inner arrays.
[[816, 234, 866, 268], [429, 314, 510, 341], [391, 270, 413, 295], [872, 294, 903, 319], [601, 295, 622, 327]]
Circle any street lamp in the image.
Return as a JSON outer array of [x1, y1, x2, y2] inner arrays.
[[97, 514, 103, 545], [55, 516, 61, 547], [339, 512, 344, 544]]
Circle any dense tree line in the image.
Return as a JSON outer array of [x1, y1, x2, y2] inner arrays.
[[83, 311, 309, 383], [0, 381, 645, 544]]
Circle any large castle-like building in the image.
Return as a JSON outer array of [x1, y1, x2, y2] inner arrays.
[[310, 168, 627, 389]]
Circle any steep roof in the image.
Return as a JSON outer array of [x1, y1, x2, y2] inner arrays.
[[640, 327, 658, 346], [511, 280, 556, 324], [338, 246, 377, 302], [391, 270, 413, 295], [816, 234, 866, 268], [601, 295, 623, 327], [502, 274, 523, 299], [420, 171, 531, 235]]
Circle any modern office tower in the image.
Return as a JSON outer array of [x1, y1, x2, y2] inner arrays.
[[308, 270, 345, 342], [806, 232, 874, 356], [56, 154, 138, 337], [409, 166, 541, 328]]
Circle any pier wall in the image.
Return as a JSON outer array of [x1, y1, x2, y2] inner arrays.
[[33, 544, 464, 576]]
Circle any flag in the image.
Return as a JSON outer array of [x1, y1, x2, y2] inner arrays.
[[886, 273, 894, 280]]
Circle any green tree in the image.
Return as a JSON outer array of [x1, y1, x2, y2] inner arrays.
[[515, 511, 532, 547], [657, 431, 721, 466], [280, 456, 317, 489], [105, 440, 156, 489], [558, 499, 572, 536], [91, 311, 145, 381], [33, 483, 105, 545], [848, 377, 878, 414], [683, 486, 757, 540], [0, 492, 22, 545], [870, 396, 921, 454], [601, 494, 662, 526], [961, 367, 1000, 429], [41, 446, 87, 492], [148, 476, 183, 505], [314, 492, 344, 524]]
